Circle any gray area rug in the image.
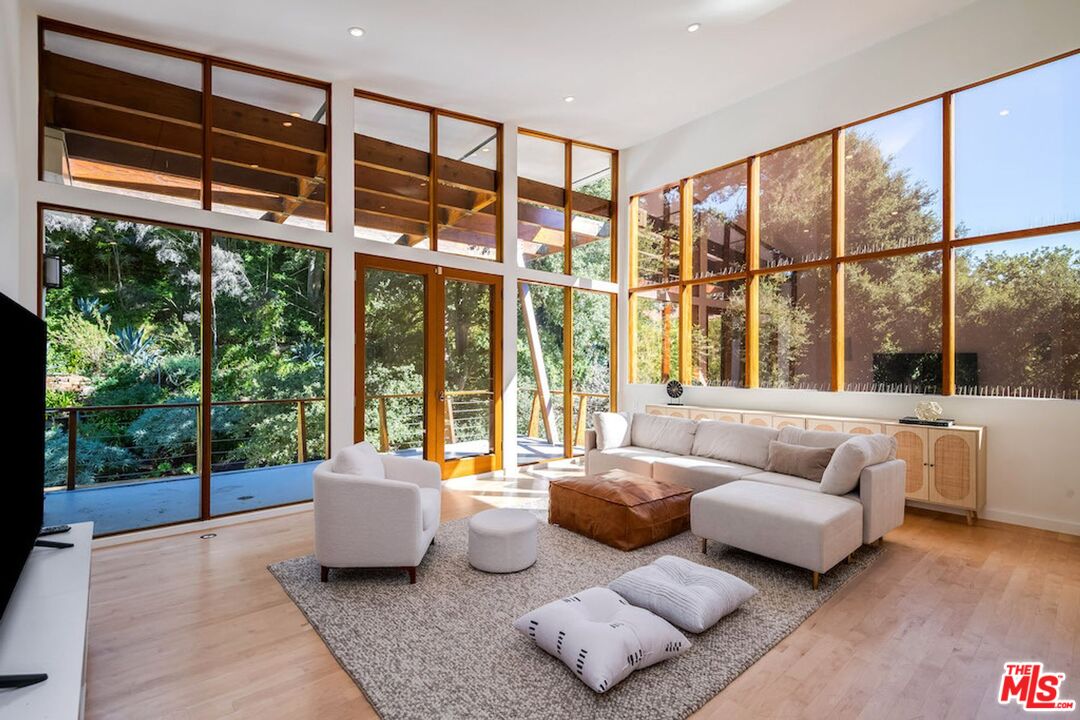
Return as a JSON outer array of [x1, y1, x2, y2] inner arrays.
[[269, 518, 883, 720]]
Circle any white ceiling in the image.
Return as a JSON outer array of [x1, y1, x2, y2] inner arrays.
[[32, 0, 978, 149]]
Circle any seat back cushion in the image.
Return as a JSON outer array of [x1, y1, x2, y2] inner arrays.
[[332, 441, 386, 479], [513, 586, 689, 693], [763, 440, 835, 482], [819, 434, 897, 495], [630, 413, 697, 455], [691, 420, 778, 468], [593, 411, 633, 450], [778, 425, 854, 450], [608, 555, 757, 633]]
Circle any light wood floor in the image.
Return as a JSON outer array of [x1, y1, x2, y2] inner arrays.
[[85, 470, 1080, 720]]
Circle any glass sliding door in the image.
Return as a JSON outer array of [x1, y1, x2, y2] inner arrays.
[[356, 256, 502, 477], [208, 234, 329, 516], [571, 289, 613, 455], [41, 209, 203, 535], [361, 266, 428, 456], [441, 278, 495, 461], [517, 283, 566, 464]]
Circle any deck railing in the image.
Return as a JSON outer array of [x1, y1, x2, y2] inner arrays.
[[366, 389, 608, 453], [45, 397, 324, 491]]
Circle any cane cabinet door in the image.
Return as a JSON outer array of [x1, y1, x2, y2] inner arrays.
[[808, 418, 841, 432], [712, 411, 741, 423], [843, 421, 883, 435], [772, 415, 806, 430], [742, 412, 772, 428], [887, 425, 929, 500], [929, 429, 978, 509], [690, 408, 718, 422]]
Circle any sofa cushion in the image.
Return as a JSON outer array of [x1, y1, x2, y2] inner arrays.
[[419, 488, 440, 531], [691, 420, 778, 468], [741, 471, 823, 493], [820, 434, 897, 496], [630, 413, 697, 455], [690, 480, 863, 574], [593, 411, 633, 450], [778, 425, 853, 450], [513, 586, 689, 693], [586, 446, 677, 477], [608, 555, 757, 633], [652, 456, 760, 493], [763, 440, 835, 482], [332, 441, 385, 479]]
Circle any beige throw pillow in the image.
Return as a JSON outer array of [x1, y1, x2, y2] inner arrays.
[[763, 440, 835, 482], [819, 434, 897, 495]]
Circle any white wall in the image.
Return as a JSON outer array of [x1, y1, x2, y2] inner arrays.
[[0, 0, 20, 303], [618, 0, 1080, 535]]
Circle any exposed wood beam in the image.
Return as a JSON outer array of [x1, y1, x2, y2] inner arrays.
[[42, 51, 327, 153]]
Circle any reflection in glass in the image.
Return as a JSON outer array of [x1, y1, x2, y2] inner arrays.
[[690, 281, 745, 387], [634, 185, 680, 286], [691, 165, 747, 277], [955, 54, 1080, 238], [570, 145, 614, 281], [846, 99, 943, 254], [845, 252, 942, 393], [355, 97, 432, 248], [955, 232, 1080, 398], [758, 267, 831, 389], [632, 287, 680, 384], [760, 136, 832, 267], [517, 133, 566, 272]]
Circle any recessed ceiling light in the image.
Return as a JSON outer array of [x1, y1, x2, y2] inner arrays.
[[563, 96, 575, 103], [348, 26, 365, 38], [687, 23, 701, 32], [282, 121, 293, 127], [999, 109, 1010, 116], [290, 111, 302, 118]]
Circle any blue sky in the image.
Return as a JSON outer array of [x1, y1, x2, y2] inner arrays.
[[853, 52, 1078, 243]]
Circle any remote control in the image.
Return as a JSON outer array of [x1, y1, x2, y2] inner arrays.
[[39, 524, 71, 536]]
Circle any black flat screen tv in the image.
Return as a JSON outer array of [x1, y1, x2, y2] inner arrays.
[[0, 292, 45, 622]]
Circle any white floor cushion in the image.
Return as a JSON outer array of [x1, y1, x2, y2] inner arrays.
[[609, 555, 757, 633], [513, 587, 689, 693]]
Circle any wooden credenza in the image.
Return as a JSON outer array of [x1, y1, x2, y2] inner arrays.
[[645, 404, 986, 523]]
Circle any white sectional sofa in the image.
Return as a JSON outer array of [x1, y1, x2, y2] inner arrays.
[[585, 412, 907, 585]]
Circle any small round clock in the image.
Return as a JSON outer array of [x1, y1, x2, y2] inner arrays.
[[666, 379, 684, 405]]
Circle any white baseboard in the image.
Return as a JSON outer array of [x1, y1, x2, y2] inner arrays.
[[979, 508, 1080, 537], [906, 500, 1080, 536], [92, 501, 313, 549]]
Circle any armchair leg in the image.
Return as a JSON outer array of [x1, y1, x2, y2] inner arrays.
[[320, 565, 329, 583], [700, 537, 708, 554], [402, 566, 417, 584], [812, 571, 820, 590]]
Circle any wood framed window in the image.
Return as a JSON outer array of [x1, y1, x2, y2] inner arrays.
[[39, 19, 331, 230], [517, 129, 617, 281], [628, 48, 1080, 399], [354, 91, 502, 260]]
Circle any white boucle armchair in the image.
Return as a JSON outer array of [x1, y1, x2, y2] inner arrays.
[[313, 450, 442, 584]]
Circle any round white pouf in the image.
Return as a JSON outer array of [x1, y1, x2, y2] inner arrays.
[[467, 508, 538, 573]]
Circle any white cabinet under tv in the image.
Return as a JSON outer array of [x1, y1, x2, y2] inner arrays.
[[645, 404, 986, 523]]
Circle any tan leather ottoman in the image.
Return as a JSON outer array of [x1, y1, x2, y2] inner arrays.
[[548, 469, 693, 551]]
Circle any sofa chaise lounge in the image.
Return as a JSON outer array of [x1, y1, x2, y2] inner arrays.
[[585, 412, 906, 586]]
